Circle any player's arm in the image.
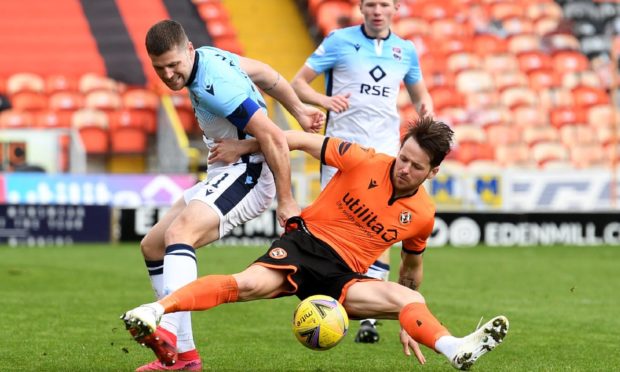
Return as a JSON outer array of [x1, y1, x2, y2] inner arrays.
[[398, 250, 424, 291], [238, 57, 324, 133], [208, 130, 325, 164], [405, 80, 434, 118], [291, 65, 350, 114], [244, 111, 299, 226]]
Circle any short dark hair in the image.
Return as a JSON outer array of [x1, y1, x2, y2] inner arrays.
[[145, 20, 188, 56], [401, 116, 454, 168]]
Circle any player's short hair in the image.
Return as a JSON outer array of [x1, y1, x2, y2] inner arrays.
[[145, 20, 189, 56], [401, 116, 454, 168]]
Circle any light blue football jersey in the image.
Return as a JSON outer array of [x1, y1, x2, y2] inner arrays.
[[186, 46, 267, 166], [306, 25, 422, 156]]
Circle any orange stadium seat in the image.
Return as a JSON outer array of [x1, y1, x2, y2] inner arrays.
[[502, 16, 534, 36], [489, 1, 525, 21], [109, 112, 147, 154], [527, 68, 561, 91], [72, 108, 110, 155], [79, 73, 122, 94], [549, 107, 587, 128], [539, 87, 574, 110], [552, 51, 589, 73], [9, 91, 48, 112], [447, 52, 482, 72], [467, 90, 501, 110], [196, 1, 229, 22], [122, 89, 159, 134], [495, 143, 533, 167], [430, 19, 473, 39], [454, 124, 487, 144], [561, 71, 602, 89], [34, 109, 72, 129], [419, 2, 459, 22], [437, 36, 475, 56], [533, 16, 560, 36], [559, 124, 598, 147], [531, 141, 569, 166], [544, 33, 580, 52], [85, 90, 122, 112], [588, 104, 620, 130], [500, 86, 537, 109], [48, 91, 85, 111], [45, 74, 80, 94], [472, 34, 508, 56], [571, 85, 610, 108], [315, 0, 354, 36], [570, 144, 608, 169], [206, 19, 236, 40], [507, 33, 541, 54], [455, 69, 494, 93], [393, 17, 429, 38], [523, 126, 560, 146], [527, 2, 563, 21], [485, 124, 521, 145], [517, 50, 552, 73], [512, 105, 547, 127], [6, 72, 45, 94], [0, 109, 34, 128], [483, 53, 519, 75]]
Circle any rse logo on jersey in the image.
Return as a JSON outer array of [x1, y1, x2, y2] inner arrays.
[[341, 192, 398, 243], [360, 66, 391, 97], [338, 142, 352, 155]]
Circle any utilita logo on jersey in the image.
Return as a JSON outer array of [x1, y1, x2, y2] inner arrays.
[[338, 192, 398, 243]]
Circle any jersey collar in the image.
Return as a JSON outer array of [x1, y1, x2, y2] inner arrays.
[[185, 50, 200, 87], [360, 25, 391, 41]]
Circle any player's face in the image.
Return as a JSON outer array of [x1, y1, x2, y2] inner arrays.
[[360, 0, 398, 38], [150, 42, 195, 91], [392, 137, 439, 194]]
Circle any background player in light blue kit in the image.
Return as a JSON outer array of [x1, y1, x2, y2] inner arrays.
[[135, 20, 324, 371], [291, 0, 434, 344]]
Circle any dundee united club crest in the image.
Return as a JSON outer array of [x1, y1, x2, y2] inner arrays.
[[399, 211, 412, 225], [269, 247, 287, 259]]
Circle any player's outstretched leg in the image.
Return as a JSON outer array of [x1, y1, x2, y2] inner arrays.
[[449, 315, 509, 370], [121, 303, 178, 366]]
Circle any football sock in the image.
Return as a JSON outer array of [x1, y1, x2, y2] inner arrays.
[[159, 274, 239, 313], [399, 302, 450, 351], [159, 244, 197, 337], [434, 335, 461, 360], [145, 259, 165, 299]]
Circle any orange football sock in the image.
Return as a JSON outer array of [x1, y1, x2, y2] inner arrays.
[[159, 275, 239, 313], [399, 302, 451, 351]]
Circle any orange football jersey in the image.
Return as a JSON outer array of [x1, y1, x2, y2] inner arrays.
[[301, 138, 436, 273]]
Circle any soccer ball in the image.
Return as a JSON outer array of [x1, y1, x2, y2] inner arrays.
[[292, 294, 349, 350]]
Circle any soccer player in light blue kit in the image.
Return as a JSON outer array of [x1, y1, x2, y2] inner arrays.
[[292, 0, 434, 343], [136, 20, 324, 371]]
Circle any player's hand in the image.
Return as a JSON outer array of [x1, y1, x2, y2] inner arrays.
[[276, 198, 301, 227], [324, 93, 351, 113], [297, 105, 325, 133], [399, 328, 426, 365], [207, 139, 242, 164]]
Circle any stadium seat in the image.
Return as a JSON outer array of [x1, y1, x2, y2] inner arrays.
[[512, 105, 547, 127], [500, 86, 537, 109], [502, 16, 534, 36], [0, 109, 33, 128], [9, 91, 48, 112], [489, 1, 525, 21], [527, 68, 561, 91], [79, 73, 122, 94], [454, 123, 487, 144], [447, 52, 482, 73], [539, 87, 574, 110], [429, 86, 465, 111], [34, 109, 72, 129], [72, 108, 110, 155], [437, 106, 469, 126], [563, 1, 599, 22], [419, 2, 459, 22], [588, 104, 620, 129], [527, 2, 563, 21], [453, 142, 495, 165], [552, 51, 589, 73], [455, 69, 494, 93], [109, 112, 147, 154], [206, 19, 237, 40], [531, 141, 569, 166], [485, 123, 521, 145], [6, 72, 45, 94], [85, 90, 123, 112], [495, 143, 533, 167], [507, 33, 541, 54], [471, 105, 510, 126], [212, 35, 244, 56], [472, 34, 508, 56], [45, 74, 79, 94], [48, 91, 85, 111], [315, 0, 354, 36], [549, 106, 587, 128], [517, 50, 552, 73], [465, 91, 501, 110], [533, 16, 561, 36], [430, 19, 473, 39], [436, 36, 474, 56], [523, 126, 560, 146], [571, 85, 610, 108], [196, 1, 229, 22], [493, 71, 528, 91], [570, 143, 608, 168], [484, 53, 519, 75], [544, 33, 581, 53], [559, 124, 597, 147], [122, 89, 159, 134], [393, 17, 429, 38]]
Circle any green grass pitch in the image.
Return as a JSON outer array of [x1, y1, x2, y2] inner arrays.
[[1, 243, 618, 371]]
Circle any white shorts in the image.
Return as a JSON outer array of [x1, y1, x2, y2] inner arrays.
[[320, 163, 338, 190], [184, 162, 275, 238]]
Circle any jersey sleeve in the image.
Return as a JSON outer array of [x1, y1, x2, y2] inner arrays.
[[305, 31, 341, 74], [401, 214, 434, 254], [403, 41, 422, 85], [201, 50, 259, 130], [321, 137, 374, 172]]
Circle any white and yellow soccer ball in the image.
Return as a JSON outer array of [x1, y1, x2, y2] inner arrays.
[[292, 294, 349, 350]]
